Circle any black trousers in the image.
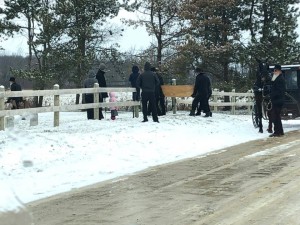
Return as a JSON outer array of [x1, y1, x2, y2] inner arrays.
[[271, 104, 284, 135], [142, 92, 158, 121], [192, 95, 210, 113], [85, 94, 104, 120], [85, 94, 94, 119], [148, 97, 166, 116], [132, 88, 141, 101]]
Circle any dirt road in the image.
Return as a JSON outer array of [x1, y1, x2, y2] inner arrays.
[[27, 130, 300, 225]]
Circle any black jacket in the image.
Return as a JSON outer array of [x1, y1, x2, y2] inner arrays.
[[129, 66, 140, 88], [192, 72, 212, 98], [155, 73, 165, 98], [137, 62, 160, 93], [8, 82, 22, 102], [96, 69, 108, 98], [270, 74, 286, 106]]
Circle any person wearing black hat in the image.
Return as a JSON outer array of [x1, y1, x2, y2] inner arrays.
[[190, 67, 212, 117], [269, 64, 286, 137], [7, 77, 22, 109], [95, 63, 108, 120], [147, 67, 166, 116]]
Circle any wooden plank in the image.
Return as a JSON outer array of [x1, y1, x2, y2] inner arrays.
[[0, 101, 140, 117], [177, 99, 253, 107], [4, 87, 137, 97], [161, 85, 194, 97]]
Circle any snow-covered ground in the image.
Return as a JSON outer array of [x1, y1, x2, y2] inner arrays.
[[1, 109, 300, 213]]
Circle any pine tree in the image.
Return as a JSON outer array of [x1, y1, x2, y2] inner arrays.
[[241, 0, 300, 64]]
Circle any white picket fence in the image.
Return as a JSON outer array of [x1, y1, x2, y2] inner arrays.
[[0, 84, 139, 130]]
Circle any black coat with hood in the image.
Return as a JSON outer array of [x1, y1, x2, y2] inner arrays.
[[129, 66, 140, 88], [96, 69, 108, 98], [137, 62, 160, 92], [192, 72, 212, 99], [84, 71, 98, 89]]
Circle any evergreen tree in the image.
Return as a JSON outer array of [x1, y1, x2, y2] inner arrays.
[[241, 0, 300, 64]]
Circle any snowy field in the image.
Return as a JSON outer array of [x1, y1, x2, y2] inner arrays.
[[1, 109, 300, 212]]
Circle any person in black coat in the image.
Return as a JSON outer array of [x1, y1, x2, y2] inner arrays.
[[189, 68, 212, 117], [147, 67, 166, 116], [129, 65, 141, 101], [136, 62, 160, 123], [95, 63, 108, 120], [269, 64, 286, 137], [7, 77, 22, 109]]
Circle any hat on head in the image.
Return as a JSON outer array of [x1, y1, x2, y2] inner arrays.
[[99, 63, 106, 72], [150, 66, 157, 72], [9, 77, 15, 82], [195, 67, 204, 73], [88, 71, 95, 78], [274, 64, 281, 71]]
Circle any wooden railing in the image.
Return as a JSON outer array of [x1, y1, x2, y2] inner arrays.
[[162, 84, 254, 114], [0, 84, 139, 130]]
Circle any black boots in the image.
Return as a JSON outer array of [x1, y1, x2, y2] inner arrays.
[[204, 112, 212, 117], [189, 110, 195, 116]]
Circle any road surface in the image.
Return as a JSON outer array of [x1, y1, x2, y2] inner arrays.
[[18, 130, 300, 224]]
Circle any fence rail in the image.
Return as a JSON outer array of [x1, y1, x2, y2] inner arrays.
[[161, 83, 254, 114], [175, 90, 254, 114], [0, 84, 139, 130], [1, 83, 255, 130]]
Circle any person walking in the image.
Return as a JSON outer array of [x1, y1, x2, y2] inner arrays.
[[83, 71, 98, 119], [269, 64, 286, 137], [189, 67, 212, 117], [137, 62, 160, 123], [96, 63, 109, 120], [7, 77, 22, 109], [109, 92, 118, 120], [129, 65, 141, 101]]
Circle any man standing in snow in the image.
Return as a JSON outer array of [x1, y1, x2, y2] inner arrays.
[[269, 64, 286, 137], [129, 65, 141, 101], [147, 67, 166, 116], [137, 62, 160, 123], [190, 67, 212, 117], [7, 77, 22, 109], [96, 63, 109, 120]]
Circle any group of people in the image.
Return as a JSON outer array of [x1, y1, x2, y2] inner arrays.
[[83, 63, 109, 120], [85, 61, 286, 136], [6, 61, 287, 136], [84, 62, 166, 122], [129, 62, 166, 123]]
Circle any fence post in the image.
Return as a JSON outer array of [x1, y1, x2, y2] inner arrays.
[[213, 89, 218, 112], [172, 79, 176, 114], [0, 86, 5, 130], [231, 89, 236, 115], [134, 101, 139, 118], [247, 90, 252, 114], [93, 83, 99, 120], [54, 84, 60, 127]]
